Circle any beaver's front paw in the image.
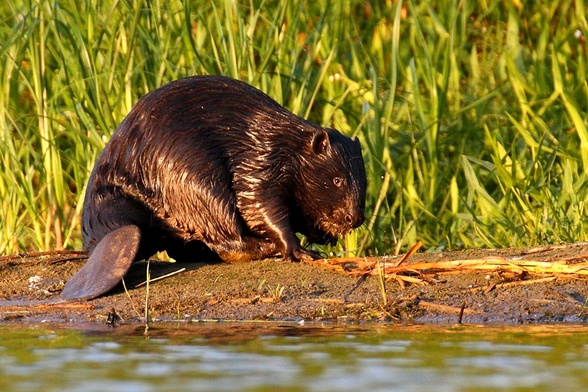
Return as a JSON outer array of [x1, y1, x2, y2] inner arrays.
[[284, 246, 322, 262]]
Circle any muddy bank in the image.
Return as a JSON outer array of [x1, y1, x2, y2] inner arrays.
[[1, 243, 587, 325]]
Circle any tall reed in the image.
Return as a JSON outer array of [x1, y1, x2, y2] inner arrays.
[[1, 0, 587, 256]]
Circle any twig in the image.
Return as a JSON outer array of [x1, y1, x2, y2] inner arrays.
[[418, 300, 480, 315], [0, 250, 86, 262], [378, 302, 400, 321], [470, 276, 558, 293], [121, 278, 142, 318], [135, 268, 186, 287], [0, 302, 94, 311], [49, 256, 88, 264], [392, 241, 423, 267], [458, 301, 466, 324], [144, 260, 151, 331], [343, 274, 368, 302], [0, 253, 87, 269]]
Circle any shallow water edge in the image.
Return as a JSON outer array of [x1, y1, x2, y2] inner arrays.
[[1, 321, 588, 392]]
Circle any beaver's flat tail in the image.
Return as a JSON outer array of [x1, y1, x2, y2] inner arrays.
[[61, 225, 140, 301]]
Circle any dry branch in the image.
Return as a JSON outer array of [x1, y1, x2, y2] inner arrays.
[[306, 244, 588, 283]]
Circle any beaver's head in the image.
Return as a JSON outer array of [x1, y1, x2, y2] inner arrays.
[[293, 127, 367, 244]]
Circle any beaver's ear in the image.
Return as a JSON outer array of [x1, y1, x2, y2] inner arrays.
[[310, 129, 330, 154]]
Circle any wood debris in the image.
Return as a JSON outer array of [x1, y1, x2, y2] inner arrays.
[[305, 242, 588, 288]]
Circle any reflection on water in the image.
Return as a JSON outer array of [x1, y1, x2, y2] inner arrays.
[[0, 323, 587, 391]]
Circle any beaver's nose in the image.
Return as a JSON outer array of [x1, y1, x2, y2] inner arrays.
[[345, 210, 365, 228]]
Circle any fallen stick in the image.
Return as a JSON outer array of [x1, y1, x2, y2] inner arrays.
[[135, 268, 187, 287], [392, 241, 422, 267], [0, 250, 87, 261], [470, 276, 558, 293], [0, 302, 94, 312], [417, 300, 480, 315]]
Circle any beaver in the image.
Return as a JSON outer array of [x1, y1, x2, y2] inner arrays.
[[61, 75, 367, 301]]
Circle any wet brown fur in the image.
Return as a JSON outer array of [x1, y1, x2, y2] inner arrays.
[[83, 75, 367, 264]]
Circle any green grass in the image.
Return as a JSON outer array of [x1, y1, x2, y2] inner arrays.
[[1, 0, 587, 256]]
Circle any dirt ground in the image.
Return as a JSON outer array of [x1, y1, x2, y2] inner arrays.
[[1, 243, 588, 326]]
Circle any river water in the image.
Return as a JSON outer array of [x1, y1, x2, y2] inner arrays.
[[0, 322, 587, 391]]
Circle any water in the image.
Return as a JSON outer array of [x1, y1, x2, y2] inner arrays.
[[0, 322, 587, 391]]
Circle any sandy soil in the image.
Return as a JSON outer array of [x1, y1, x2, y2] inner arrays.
[[1, 243, 587, 326]]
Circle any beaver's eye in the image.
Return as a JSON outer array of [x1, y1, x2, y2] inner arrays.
[[333, 177, 343, 187]]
